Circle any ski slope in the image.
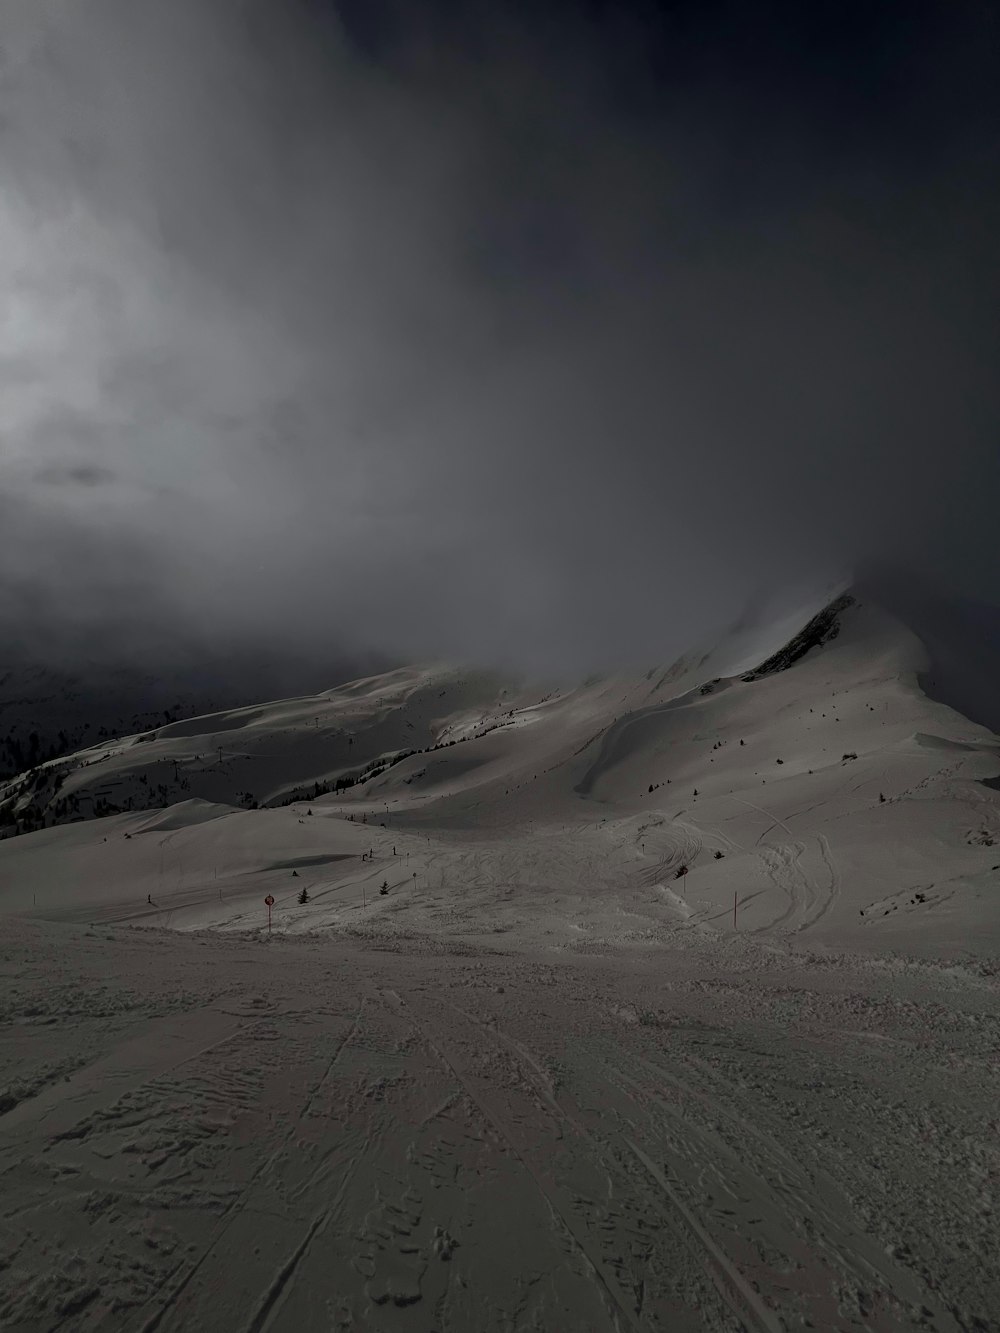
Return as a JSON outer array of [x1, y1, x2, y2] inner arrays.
[[1, 587, 999, 1329]]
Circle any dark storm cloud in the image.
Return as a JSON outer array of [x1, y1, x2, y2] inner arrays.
[[0, 0, 997, 674]]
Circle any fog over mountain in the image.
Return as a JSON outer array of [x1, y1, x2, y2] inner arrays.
[[3, 11, 1000, 1325], [1, 0, 998, 674]]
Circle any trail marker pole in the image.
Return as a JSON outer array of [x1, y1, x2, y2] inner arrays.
[[264, 894, 274, 933], [733, 890, 737, 930]]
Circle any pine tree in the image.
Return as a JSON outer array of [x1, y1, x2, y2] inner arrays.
[[297, 887, 309, 904]]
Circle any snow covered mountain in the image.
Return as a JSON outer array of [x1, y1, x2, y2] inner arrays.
[[0, 650, 390, 782], [2, 582, 998, 955], [2, 584, 999, 1333]]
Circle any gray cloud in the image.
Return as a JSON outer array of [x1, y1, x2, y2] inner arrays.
[[33, 462, 117, 488], [0, 0, 997, 675]]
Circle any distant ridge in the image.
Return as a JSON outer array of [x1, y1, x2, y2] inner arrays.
[[740, 593, 856, 682]]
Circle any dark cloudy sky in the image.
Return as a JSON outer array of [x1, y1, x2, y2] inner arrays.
[[0, 0, 997, 674]]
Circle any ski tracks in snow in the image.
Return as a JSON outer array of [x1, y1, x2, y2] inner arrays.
[[1, 923, 995, 1331], [753, 832, 841, 935]]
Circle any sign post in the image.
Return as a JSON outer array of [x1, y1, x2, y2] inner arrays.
[[264, 894, 275, 933]]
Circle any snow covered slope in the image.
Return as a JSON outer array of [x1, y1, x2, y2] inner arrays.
[[0, 652, 386, 781], [2, 585, 998, 957], [2, 586, 999, 1332]]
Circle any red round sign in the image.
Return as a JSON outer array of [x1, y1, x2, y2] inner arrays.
[[264, 894, 275, 906]]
